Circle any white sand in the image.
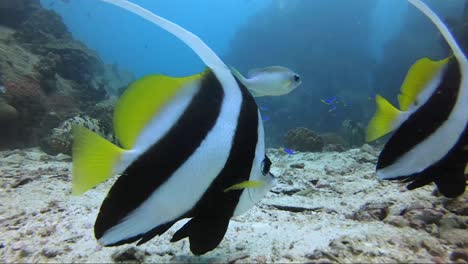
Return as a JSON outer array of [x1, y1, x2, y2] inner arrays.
[[0, 146, 466, 263]]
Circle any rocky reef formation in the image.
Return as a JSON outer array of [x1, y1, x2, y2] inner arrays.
[[341, 119, 366, 147], [39, 115, 115, 156], [0, 0, 133, 151], [283, 127, 324, 152], [320, 132, 348, 152]]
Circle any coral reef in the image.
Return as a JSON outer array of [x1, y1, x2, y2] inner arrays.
[[0, 1, 128, 150], [321, 132, 348, 152], [39, 115, 114, 156], [0, 95, 19, 147], [283, 127, 324, 152], [341, 119, 365, 147], [0, 0, 41, 29], [2, 79, 47, 146]]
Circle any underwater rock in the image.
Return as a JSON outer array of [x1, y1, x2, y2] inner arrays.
[[0, 27, 41, 85], [321, 132, 348, 151], [351, 201, 390, 221], [322, 144, 346, 152], [443, 197, 468, 216], [111, 247, 147, 263], [2, 79, 47, 146], [341, 119, 365, 147], [14, 8, 71, 45], [13, 7, 105, 87], [290, 163, 305, 169], [39, 115, 114, 156], [450, 250, 468, 263], [0, 96, 18, 121], [283, 127, 324, 152], [0, 0, 41, 29], [85, 99, 115, 136]]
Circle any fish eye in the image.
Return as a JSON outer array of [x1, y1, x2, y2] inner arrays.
[[293, 74, 300, 82], [261, 155, 272, 176]]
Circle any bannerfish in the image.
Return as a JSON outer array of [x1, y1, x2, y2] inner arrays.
[[72, 0, 275, 255], [365, 0, 467, 198], [230, 66, 302, 97]]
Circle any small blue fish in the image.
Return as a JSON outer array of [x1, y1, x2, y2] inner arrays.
[[328, 105, 337, 112], [283, 148, 294, 155], [262, 115, 270, 122], [321, 96, 337, 105], [259, 105, 269, 111]]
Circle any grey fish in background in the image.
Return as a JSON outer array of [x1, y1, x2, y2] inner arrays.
[[366, 0, 468, 198], [231, 66, 302, 97]]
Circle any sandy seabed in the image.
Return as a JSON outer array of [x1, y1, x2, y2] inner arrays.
[[0, 145, 466, 263]]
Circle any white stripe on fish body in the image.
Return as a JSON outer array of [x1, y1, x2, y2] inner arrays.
[[113, 81, 201, 175], [96, 0, 243, 179], [379, 0, 468, 180], [233, 110, 273, 217], [378, 72, 468, 179], [99, 75, 243, 246]]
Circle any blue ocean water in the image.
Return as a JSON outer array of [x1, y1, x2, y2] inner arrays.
[[40, 0, 270, 77]]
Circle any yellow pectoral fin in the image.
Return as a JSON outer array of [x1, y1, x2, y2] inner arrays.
[[72, 125, 126, 195], [398, 57, 451, 111], [366, 95, 402, 142], [224, 180, 265, 192], [113, 69, 209, 149]]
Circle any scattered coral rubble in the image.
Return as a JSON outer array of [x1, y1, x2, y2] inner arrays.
[[0, 146, 466, 263]]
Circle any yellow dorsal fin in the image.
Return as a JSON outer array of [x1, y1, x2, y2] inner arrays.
[[72, 125, 126, 195], [398, 57, 451, 111], [114, 70, 208, 149], [224, 180, 265, 192], [366, 95, 402, 142]]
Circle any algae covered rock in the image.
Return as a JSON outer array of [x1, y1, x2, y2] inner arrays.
[[0, 96, 19, 148], [341, 119, 365, 147], [39, 115, 115, 155], [283, 127, 324, 152], [0, 0, 41, 29]]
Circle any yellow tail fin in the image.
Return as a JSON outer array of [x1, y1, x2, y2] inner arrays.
[[366, 95, 402, 142], [72, 125, 125, 195]]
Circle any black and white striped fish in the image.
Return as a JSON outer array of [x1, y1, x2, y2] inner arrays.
[[72, 0, 275, 255], [366, 0, 467, 198]]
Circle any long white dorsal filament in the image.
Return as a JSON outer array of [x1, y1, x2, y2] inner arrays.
[[408, 0, 467, 65], [97, 0, 228, 72]]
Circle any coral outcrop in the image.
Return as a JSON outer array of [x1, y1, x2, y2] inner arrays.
[[341, 119, 365, 147], [0, 1, 131, 150], [283, 127, 324, 152], [321, 132, 348, 152], [39, 115, 115, 156]]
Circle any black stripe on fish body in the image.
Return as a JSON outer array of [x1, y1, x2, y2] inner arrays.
[[403, 126, 467, 198], [94, 71, 224, 243], [377, 58, 462, 171], [168, 76, 259, 255]]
